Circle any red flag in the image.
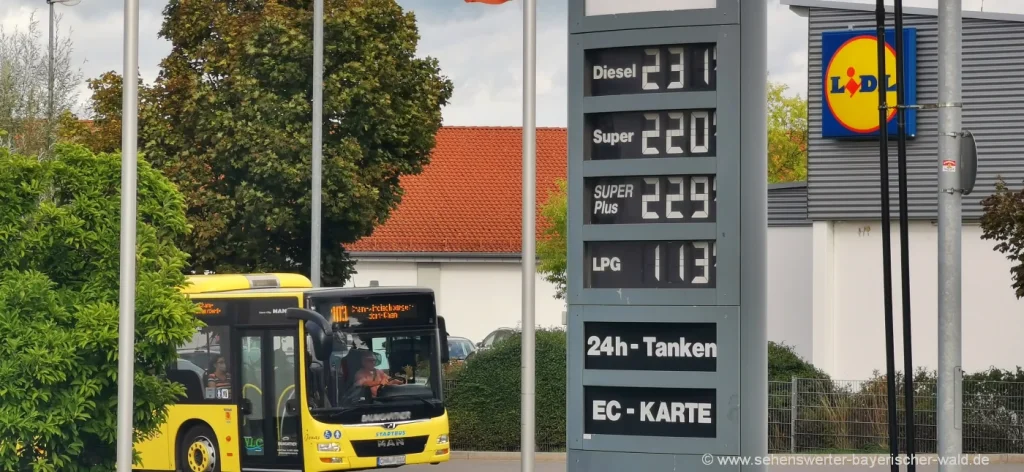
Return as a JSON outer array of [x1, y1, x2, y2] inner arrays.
[[465, 0, 511, 3]]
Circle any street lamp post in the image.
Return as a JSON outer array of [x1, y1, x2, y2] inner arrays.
[[45, 0, 80, 156]]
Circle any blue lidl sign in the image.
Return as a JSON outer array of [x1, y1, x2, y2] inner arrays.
[[821, 28, 917, 139]]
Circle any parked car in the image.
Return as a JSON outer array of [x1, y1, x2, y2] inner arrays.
[[476, 327, 516, 352], [447, 336, 476, 362]]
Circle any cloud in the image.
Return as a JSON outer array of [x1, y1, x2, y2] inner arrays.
[[4, 0, 1021, 124], [404, 0, 567, 127], [1, 0, 170, 116]]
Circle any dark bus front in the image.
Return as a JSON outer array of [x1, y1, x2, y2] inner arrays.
[[303, 287, 450, 426]]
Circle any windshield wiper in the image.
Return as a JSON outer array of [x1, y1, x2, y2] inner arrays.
[[310, 405, 373, 417], [378, 393, 438, 409]]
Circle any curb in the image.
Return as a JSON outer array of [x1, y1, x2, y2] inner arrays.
[[450, 451, 567, 462], [450, 452, 1024, 464]]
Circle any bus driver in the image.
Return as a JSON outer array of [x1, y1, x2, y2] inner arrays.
[[354, 350, 403, 397]]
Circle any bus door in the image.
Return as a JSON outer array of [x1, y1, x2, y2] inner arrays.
[[237, 328, 302, 469]]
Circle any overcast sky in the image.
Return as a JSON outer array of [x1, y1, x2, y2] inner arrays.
[[0, 0, 1014, 127]]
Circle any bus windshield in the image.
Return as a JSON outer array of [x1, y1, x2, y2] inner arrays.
[[322, 329, 442, 409]]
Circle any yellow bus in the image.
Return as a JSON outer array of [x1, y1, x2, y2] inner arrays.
[[135, 273, 452, 472]]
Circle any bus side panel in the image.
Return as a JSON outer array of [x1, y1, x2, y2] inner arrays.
[[135, 415, 173, 471], [136, 405, 242, 471]]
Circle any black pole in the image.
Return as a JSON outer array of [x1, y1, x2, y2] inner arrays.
[[893, 1, 918, 469], [875, 2, 900, 471]]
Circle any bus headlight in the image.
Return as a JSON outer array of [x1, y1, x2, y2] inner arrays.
[[318, 443, 341, 452], [436, 434, 449, 444]]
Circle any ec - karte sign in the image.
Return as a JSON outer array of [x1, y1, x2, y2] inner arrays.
[[821, 28, 917, 139]]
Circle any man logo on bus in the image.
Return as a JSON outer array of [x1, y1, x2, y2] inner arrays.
[[825, 35, 899, 134]]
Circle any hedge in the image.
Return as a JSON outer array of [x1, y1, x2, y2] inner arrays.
[[445, 328, 566, 451], [445, 330, 1024, 454]]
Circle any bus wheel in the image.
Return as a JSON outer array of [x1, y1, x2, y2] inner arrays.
[[178, 424, 221, 472]]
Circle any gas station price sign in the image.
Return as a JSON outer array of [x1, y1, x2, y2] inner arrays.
[[586, 174, 717, 224], [586, 109, 717, 160], [585, 240, 717, 289], [586, 44, 717, 96], [568, 0, 766, 466]]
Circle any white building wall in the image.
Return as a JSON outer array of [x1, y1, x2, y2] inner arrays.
[[345, 260, 565, 344], [826, 221, 1024, 380], [438, 263, 565, 343], [767, 226, 814, 361], [346, 262, 418, 287]]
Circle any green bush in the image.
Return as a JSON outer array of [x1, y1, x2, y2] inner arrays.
[[446, 328, 566, 451], [769, 341, 829, 382], [0, 144, 200, 471]]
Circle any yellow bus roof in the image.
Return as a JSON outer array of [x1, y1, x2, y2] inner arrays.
[[181, 273, 312, 294]]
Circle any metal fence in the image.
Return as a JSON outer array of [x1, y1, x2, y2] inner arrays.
[[443, 377, 1024, 454], [769, 378, 1024, 454]]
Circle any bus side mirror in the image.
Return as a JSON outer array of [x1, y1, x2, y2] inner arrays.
[[438, 316, 450, 364], [287, 308, 332, 362]]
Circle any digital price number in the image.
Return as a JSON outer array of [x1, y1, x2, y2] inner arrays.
[[586, 109, 717, 160], [586, 240, 717, 289], [586, 43, 717, 96], [586, 174, 716, 224]]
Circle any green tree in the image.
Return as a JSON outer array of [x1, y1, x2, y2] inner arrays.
[[81, 0, 453, 285], [0, 143, 200, 470], [980, 178, 1024, 299], [537, 178, 567, 299], [61, 72, 141, 154], [0, 12, 83, 158], [768, 81, 808, 183]]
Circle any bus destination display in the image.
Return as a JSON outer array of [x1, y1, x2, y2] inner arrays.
[[586, 240, 717, 289], [586, 44, 717, 96], [328, 300, 420, 326], [585, 385, 716, 438], [585, 321, 717, 371], [586, 109, 717, 160], [587, 175, 716, 224]]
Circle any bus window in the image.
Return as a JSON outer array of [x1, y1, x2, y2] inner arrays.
[[170, 325, 234, 402], [372, 338, 390, 370]]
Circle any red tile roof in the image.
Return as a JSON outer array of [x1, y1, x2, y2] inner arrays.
[[345, 126, 567, 254]]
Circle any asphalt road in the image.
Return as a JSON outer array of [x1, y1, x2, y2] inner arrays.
[[404, 459, 1020, 471]]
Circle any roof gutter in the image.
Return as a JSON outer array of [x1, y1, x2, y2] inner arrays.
[[780, 0, 1024, 23], [348, 251, 542, 263]]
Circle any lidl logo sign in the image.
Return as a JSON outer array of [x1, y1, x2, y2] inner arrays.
[[821, 28, 917, 139]]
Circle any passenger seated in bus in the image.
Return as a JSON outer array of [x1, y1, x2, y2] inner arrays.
[[354, 350, 403, 397], [206, 355, 231, 399]]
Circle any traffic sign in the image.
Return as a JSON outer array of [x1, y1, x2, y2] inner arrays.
[[566, 0, 767, 470]]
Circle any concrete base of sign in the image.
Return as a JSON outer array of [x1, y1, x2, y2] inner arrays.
[[568, 450, 739, 472]]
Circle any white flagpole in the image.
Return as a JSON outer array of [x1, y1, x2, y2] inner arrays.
[[521, 0, 537, 471]]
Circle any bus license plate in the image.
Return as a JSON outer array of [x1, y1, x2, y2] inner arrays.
[[378, 456, 406, 466]]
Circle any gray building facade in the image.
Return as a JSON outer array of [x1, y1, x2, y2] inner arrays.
[[780, 0, 1024, 221]]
